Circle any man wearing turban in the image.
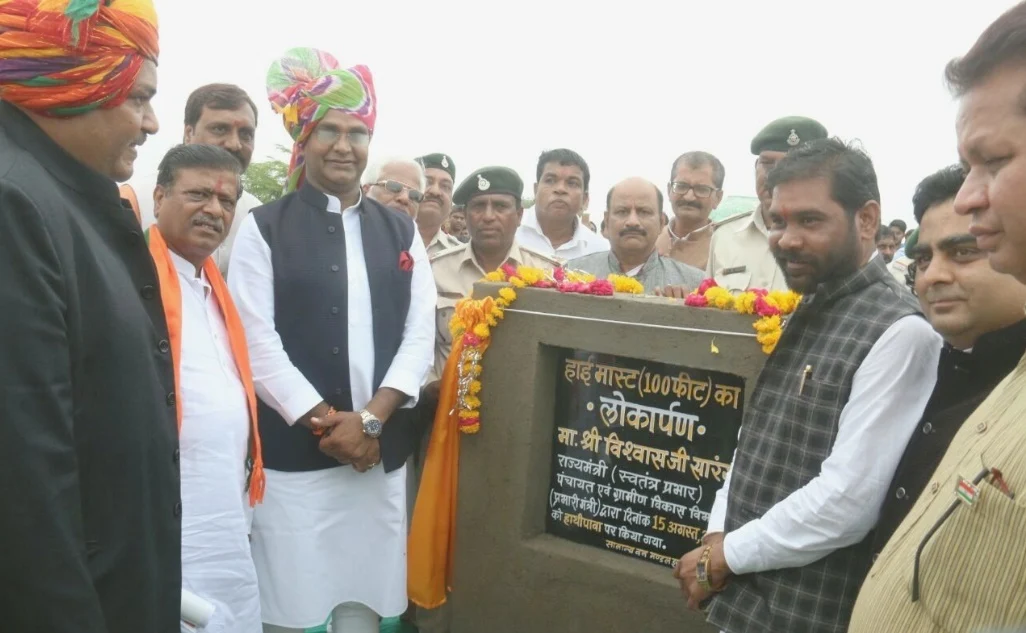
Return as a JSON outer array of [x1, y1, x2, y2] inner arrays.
[[228, 47, 436, 633], [0, 2, 181, 633]]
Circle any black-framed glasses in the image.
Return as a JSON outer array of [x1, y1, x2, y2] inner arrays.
[[669, 181, 719, 198], [312, 127, 371, 148], [375, 180, 423, 203]]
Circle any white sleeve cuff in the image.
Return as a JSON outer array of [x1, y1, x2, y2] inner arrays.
[[381, 364, 421, 410], [278, 382, 325, 425], [722, 529, 760, 576]]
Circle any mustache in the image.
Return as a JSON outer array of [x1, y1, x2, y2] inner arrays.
[[619, 228, 647, 238], [422, 193, 444, 205], [925, 288, 966, 303], [675, 200, 702, 209], [773, 248, 816, 265], [192, 213, 225, 234]]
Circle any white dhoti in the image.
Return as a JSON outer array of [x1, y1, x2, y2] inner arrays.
[[175, 251, 263, 633], [228, 189, 437, 631], [251, 465, 408, 629]]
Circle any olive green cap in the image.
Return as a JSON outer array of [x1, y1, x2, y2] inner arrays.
[[452, 166, 523, 206], [416, 153, 456, 181], [905, 228, 919, 253], [751, 116, 828, 154]]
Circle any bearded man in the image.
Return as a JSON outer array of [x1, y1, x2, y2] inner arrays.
[[674, 138, 940, 633]]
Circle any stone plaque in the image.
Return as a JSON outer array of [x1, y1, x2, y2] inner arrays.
[[547, 348, 745, 567]]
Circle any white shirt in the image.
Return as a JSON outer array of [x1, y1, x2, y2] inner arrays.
[[171, 251, 261, 633], [228, 193, 436, 423], [130, 172, 262, 276], [706, 314, 942, 575], [226, 191, 436, 625], [516, 206, 608, 262]]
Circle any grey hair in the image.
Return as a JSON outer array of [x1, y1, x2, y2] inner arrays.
[[360, 155, 426, 190]]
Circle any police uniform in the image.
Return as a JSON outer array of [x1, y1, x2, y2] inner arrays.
[[427, 165, 560, 383], [415, 166, 558, 633], [706, 115, 828, 292], [429, 241, 559, 382], [707, 207, 788, 291], [416, 152, 464, 256]]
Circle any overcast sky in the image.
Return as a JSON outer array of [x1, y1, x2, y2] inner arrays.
[[136, 0, 1017, 224]]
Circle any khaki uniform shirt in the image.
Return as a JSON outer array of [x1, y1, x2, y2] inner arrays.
[[706, 208, 788, 292], [655, 223, 713, 271], [889, 255, 913, 285], [424, 229, 463, 257], [427, 242, 560, 383], [848, 349, 1026, 633]]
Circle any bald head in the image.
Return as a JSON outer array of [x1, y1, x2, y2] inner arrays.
[[605, 177, 664, 265], [606, 177, 663, 214]]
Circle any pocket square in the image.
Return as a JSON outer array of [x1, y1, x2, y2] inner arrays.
[[399, 250, 414, 272]]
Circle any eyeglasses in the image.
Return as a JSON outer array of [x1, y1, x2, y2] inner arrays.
[[375, 180, 423, 203], [670, 181, 719, 198], [312, 127, 371, 148]]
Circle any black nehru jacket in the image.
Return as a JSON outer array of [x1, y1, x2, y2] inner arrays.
[[872, 318, 1026, 555], [252, 183, 420, 472], [0, 102, 181, 633]]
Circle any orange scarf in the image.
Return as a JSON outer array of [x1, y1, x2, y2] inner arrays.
[[146, 227, 265, 506], [407, 337, 464, 608]]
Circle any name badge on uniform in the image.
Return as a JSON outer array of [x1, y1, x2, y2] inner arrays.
[[722, 265, 747, 275]]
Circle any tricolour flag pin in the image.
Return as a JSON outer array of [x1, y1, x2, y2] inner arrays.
[[956, 477, 980, 507]]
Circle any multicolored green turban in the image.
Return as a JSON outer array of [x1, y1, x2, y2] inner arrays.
[[266, 47, 376, 193]]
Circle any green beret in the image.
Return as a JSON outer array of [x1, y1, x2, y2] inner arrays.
[[452, 166, 523, 206], [416, 153, 456, 181], [905, 228, 919, 253], [751, 116, 828, 154]]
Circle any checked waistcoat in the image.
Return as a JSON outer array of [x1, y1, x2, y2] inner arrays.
[[707, 256, 920, 633]]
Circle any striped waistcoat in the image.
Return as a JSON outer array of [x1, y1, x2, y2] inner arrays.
[[707, 256, 921, 633]]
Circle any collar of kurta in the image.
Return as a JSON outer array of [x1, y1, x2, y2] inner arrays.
[[607, 248, 660, 276], [948, 318, 1026, 369], [298, 180, 365, 214], [801, 255, 892, 311], [0, 101, 124, 206], [521, 206, 592, 244]]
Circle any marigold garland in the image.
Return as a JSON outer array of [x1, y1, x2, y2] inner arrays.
[[683, 279, 801, 354], [449, 264, 643, 433]]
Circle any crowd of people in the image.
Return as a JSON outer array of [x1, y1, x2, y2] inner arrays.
[[1, 1, 1025, 633]]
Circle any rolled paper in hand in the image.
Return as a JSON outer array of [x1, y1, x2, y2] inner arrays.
[[181, 589, 215, 629]]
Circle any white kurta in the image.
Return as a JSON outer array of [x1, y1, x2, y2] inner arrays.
[[227, 192, 436, 629], [172, 252, 261, 633], [705, 313, 942, 573]]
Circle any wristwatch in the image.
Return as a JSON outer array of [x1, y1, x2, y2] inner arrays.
[[696, 545, 713, 591], [359, 409, 383, 438]]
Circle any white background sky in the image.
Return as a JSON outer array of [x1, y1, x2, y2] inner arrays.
[[136, 0, 1018, 224]]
